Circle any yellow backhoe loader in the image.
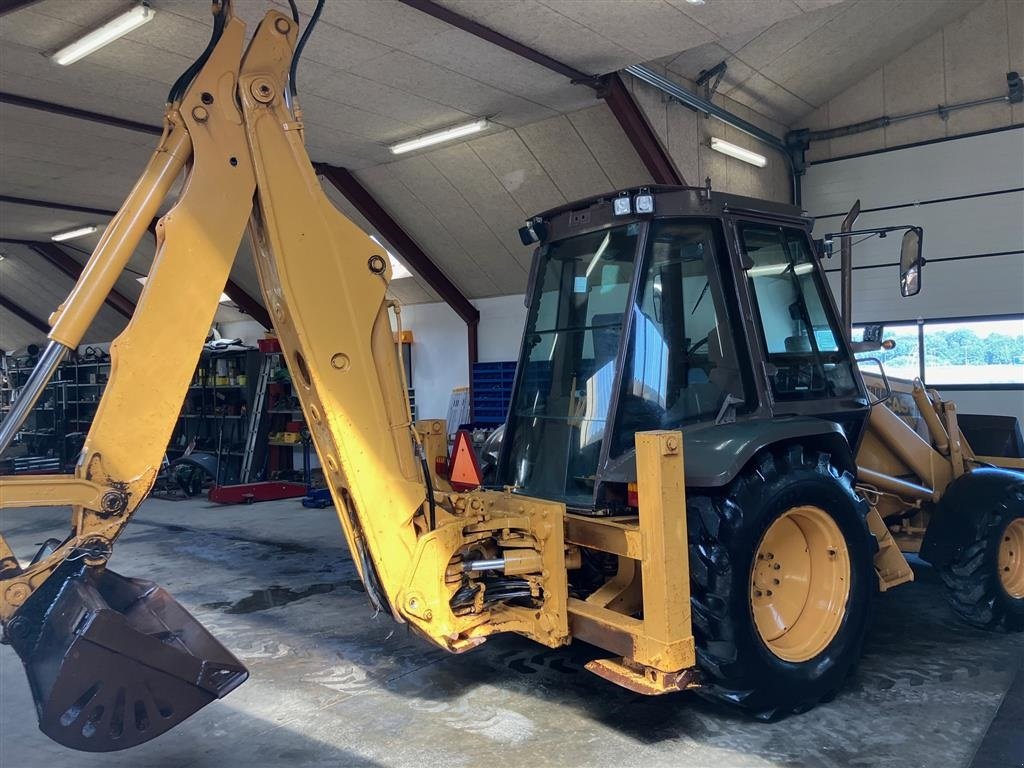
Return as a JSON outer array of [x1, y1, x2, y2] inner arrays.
[[0, 0, 1021, 753]]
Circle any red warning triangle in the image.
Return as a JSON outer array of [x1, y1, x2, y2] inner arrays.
[[448, 430, 482, 492]]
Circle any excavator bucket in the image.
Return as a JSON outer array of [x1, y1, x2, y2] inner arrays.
[[6, 564, 247, 752]]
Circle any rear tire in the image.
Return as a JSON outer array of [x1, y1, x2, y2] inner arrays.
[[939, 479, 1024, 632], [687, 445, 876, 719]]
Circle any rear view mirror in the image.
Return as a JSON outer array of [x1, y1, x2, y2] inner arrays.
[[899, 228, 923, 297]]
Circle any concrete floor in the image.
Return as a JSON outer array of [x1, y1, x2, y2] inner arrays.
[[1, 497, 1021, 768]]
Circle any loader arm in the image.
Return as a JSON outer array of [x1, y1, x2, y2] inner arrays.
[[0, 3, 698, 752]]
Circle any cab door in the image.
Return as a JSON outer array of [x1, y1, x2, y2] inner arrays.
[[732, 219, 870, 435]]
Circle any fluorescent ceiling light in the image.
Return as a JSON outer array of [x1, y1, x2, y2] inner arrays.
[[137, 276, 230, 303], [369, 235, 412, 279], [389, 120, 488, 155], [685, 0, 706, 5], [710, 137, 767, 168], [52, 2, 155, 66], [747, 262, 814, 277], [51, 225, 98, 242], [584, 233, 611, 278]]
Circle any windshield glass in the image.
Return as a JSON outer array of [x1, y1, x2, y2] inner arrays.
[[610, 219, 747, 456], [740, 223, 859, 401], [502, 224, 639, 505]]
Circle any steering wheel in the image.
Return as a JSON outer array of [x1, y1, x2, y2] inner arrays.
[[687, 335, 710, 355]]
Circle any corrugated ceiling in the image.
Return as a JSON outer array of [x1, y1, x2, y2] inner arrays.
[[0, 0, 981, 350]]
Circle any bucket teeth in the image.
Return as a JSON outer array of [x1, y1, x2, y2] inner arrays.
[[6, 564, 247, 752]]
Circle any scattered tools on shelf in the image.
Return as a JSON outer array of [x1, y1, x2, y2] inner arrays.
[[207, 342, 309, 504]]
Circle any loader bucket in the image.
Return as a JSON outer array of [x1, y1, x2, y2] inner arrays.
[[6, 564, 247, 752]]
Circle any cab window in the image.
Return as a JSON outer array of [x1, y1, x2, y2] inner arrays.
[[610, 219, 748, 456], [502, 224, 639, 505], [739, 223, 858, 401]]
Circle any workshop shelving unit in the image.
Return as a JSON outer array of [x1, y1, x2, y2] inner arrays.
[[168, 348, 262, 485], [0, 355, 12, 416], [0, 352, 112, 474], [261, 349, 307, 481]]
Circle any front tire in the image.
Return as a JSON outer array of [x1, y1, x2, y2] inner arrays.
[[687, 446, 876, 719], [940, 478, 1024, 632]]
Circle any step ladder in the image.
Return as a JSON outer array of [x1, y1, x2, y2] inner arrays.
[[446, 386, 470, 438], [240, 353, 274, 482]]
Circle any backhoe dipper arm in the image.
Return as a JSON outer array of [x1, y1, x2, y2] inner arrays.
[[0, 8, 256, 617], [237, 11, 430, 618], [235, 10, 567, 651], [0, 4, 431, 629]]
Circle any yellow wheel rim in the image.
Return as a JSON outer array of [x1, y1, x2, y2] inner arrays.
[[999, 518, 1024, 599], [750, 505, 852, 662]]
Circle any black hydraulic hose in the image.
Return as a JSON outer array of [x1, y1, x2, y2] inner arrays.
[[286, 0, 299, 22], [289, 0, 325, 97], [167, 2, 226, 103], [420, 454, 437, 531]]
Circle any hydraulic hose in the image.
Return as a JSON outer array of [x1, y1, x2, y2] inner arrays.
[[167, 1, 226, 103], [289, 0, 325, 97]]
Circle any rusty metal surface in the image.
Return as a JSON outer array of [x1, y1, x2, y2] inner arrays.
[[585, 657, 700, 696]]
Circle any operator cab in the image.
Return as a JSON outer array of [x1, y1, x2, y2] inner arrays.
[[495, 185, 868, 512]]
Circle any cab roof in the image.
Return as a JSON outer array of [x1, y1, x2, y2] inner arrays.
[[532, 184, 809, 233]]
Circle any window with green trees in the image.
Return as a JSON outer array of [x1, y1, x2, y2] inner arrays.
[[855, 316, 1024, 387], [923, 318, 1024, 386]]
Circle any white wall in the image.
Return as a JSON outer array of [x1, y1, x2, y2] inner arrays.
[[401, 294, 528, 421], [804, 126, 1024, 424], [802, 0, 1023, 162], [217, 296, 528, 422], [942, 390, 1024, 422], [219, 296, 528, 423], [475, 294, 530, 362], [218, 320, 267, 346], [805, 127, 1024, 321]]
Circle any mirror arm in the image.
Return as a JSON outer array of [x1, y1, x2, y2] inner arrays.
[[850, 340, 882, 353], [822, 225, 919, 240]]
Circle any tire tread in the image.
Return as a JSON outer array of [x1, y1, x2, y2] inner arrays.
[[940, 480, 1024, 632], [687, 446, 875, 718]]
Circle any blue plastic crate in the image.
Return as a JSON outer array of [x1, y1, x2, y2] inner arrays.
[[471, 361, 516, 425]]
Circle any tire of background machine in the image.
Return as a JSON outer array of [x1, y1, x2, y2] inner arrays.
[[939, 479, 1024, 632], [686, 445, 877, 720]]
